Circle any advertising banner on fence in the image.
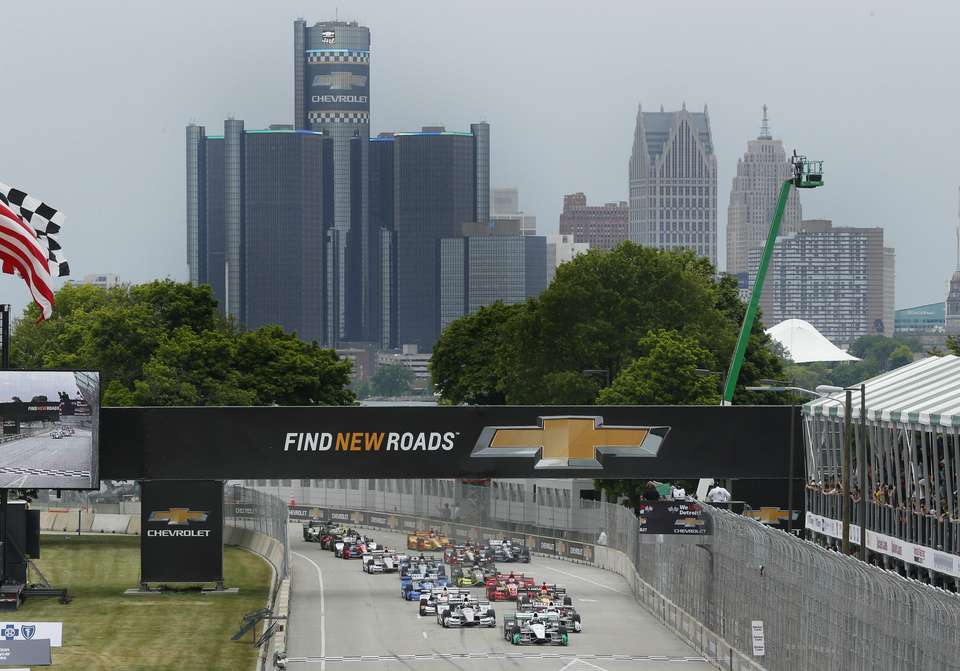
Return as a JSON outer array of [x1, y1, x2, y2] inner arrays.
[[141, 480, 224, 583], [805, 512, 960, 578], [101, 405, 801, 481], [637, 501, 711, 541]]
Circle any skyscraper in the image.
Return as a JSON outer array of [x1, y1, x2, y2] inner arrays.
[[186, 121, 333, 343], [726, 106, 802, 277], [751, 219, 890, 348], [438, 227, 546, 332], [294, 19, 371, 342], [628, 104, 717, 265], [558, 193, 628, 251], [490, 188, 536, 236], [946, 187, 960, 338], [370, 124, 490, 352]]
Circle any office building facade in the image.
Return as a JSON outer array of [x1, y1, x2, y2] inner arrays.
[[370, 124, 490, 352], [438, 231, 547, 332], [491, 187, 536, 236], [750, 219, 891, 348], [726, 107, 802, 277], [558, 192, 628, 251], [82, 274, 121, 290], [186, 121, 333, 344], [546, 234, 590, 284], [294, 19, 371, 342], [895, 302, 945, 349], [628, 104, 717, 265]]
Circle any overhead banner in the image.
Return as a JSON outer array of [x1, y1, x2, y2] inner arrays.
[[141, 480, 223, 583], [101, 405, 800, 481]]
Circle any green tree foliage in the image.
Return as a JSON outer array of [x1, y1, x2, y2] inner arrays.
[[11, 280, 355, 407], [369, 364, 415, 398], [430, 302, 523, 405], [782, 334, 922, 391]]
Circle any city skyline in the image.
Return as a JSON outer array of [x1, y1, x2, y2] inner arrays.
[[0, 1, 954, 316]]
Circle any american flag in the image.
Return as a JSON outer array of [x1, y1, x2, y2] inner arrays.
[[0, 182, 69, 320]]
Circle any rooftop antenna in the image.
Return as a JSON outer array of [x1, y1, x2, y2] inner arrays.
[[759, 104, 771, 140]]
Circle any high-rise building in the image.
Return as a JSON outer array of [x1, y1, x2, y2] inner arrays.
[[750, 219, 889, 348], [895, 302, 945, 350], [369, 124, 490, 351], [186, 121, 333, 344], [726, 106, 802, 277], [294, 19, 371, 342], [82, 274, 120, 290], [491, 187, 536, 236], [946, 188, 960, 339], [883, 246, 896, 337], [438, 226, 547, 332], [558, 193, 628, 251], [629, 104, 717, 265], [546, 234, 590, 284]]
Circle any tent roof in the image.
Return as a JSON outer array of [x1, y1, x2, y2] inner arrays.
[[765, 319, 860, 363], [803, 355, 960, 427]]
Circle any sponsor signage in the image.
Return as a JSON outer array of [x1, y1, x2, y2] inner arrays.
[[751, 620, 765, 657], [101, 405, 801, 481], [141, 480, 223, 583], [805, 512, 960, 578], [638, 501, 710, 539], [0, 639, 51, 666], [307, 63, 369, 112], [0, 622, 61, 647], [560, 541, 594, 563]]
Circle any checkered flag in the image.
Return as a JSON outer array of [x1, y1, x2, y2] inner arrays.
[[0, 182, 69, 320]]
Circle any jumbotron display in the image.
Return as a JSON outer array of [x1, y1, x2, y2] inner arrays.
[[0, 371, 99, 489]]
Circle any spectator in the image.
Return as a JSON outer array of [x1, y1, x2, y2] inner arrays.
[[442, 503, 451, 520], [642, 481, 660, 501], [596, 529, 608, 546], [706, 484, 731, 503]]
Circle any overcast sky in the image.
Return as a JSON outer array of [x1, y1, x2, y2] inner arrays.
[[0, 0, 953, 317]]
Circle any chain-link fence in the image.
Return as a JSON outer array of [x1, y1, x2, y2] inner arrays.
[[266, 478, 960, 671], [224, 484, 290, 580]]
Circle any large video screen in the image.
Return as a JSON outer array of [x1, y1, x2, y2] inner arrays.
[[0, 371, 99, 490]]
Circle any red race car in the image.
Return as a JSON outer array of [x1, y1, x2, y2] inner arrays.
[[485, 572, 535, 601]]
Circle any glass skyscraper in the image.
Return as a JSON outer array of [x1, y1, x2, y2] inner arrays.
[[186, 122, 333, 344], [294, 19, 371, 343], [369, 124, 490, 351]]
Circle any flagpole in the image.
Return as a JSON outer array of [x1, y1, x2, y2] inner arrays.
[[0, 304, 9, 585]]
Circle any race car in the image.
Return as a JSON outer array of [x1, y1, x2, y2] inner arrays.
[[400, 556, 446, 579], [320, 526, 352, 550], [437, 600, 496, 628], [418, 586, 467, 616], [341, 539, 371, 559], [451, 564, 488, 587], [407, 531, 449, 551], [402, 577, 446, 603], [519, 583, 573, 607], [488, 539, 531, 563], [443, 543, 487, 565], [518, 599, 582, 633], [302, 520, 330, 542], [503, 611, 569, 646], [362, 551, 401, 573], [485, 572, 536, 601]]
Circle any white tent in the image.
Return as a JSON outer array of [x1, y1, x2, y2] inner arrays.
[[765, 319, 860, 363]]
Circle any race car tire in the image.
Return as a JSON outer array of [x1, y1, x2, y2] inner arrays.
[[563, 596, 572, 606], [442, 615, 449, 628], [418, 605, 426, 616]]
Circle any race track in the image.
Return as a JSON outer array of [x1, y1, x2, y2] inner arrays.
[[286, 526, 712, 670], [0, 427, 93, 488]]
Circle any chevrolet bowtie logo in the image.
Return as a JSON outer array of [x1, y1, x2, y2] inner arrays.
[[678, 517, 706, 528], [471, 416, 669, 469], [312, 72, 368, 90], [745, 507, 792, 525], [148, 508, 208, 526]]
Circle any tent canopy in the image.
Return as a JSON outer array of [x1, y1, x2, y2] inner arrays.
[[765, 319, 860, 363], [804, 355, 960, 427]]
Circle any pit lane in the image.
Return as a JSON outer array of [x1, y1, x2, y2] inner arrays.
[[286, 527, 713, 670]]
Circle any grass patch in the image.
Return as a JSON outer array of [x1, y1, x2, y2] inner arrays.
[[17, 534, 270, 671]]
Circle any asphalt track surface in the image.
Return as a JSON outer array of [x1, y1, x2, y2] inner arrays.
[[287, 526, 712, 671], [0, 427, 93, 488]]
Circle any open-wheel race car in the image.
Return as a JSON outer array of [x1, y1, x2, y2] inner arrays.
[[485, 572, 536, 601], [503, 611, 569, 646], [437, 598, 496, 628], [407, 531, 449, 551]]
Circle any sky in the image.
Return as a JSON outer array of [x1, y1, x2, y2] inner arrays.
[[0, 0, 955, 317]]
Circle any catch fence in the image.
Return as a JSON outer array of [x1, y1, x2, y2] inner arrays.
[[264, 479, 960, 671]]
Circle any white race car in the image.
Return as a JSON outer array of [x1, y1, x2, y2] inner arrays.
[[438, 599, 496, 628]]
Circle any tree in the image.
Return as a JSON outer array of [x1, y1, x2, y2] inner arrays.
[[11, 281, 355, 407], [431, 302, 523, 405], [369, 364, 415, 398]]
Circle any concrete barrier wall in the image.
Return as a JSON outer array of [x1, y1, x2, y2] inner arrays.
[[90, 513, 130, 533]]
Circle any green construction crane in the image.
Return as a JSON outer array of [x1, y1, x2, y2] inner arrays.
[[721, 152, 824, 405]]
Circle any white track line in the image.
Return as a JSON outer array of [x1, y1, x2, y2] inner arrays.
[[293, 551, 326, 671], [535, 562, 627, 595]]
